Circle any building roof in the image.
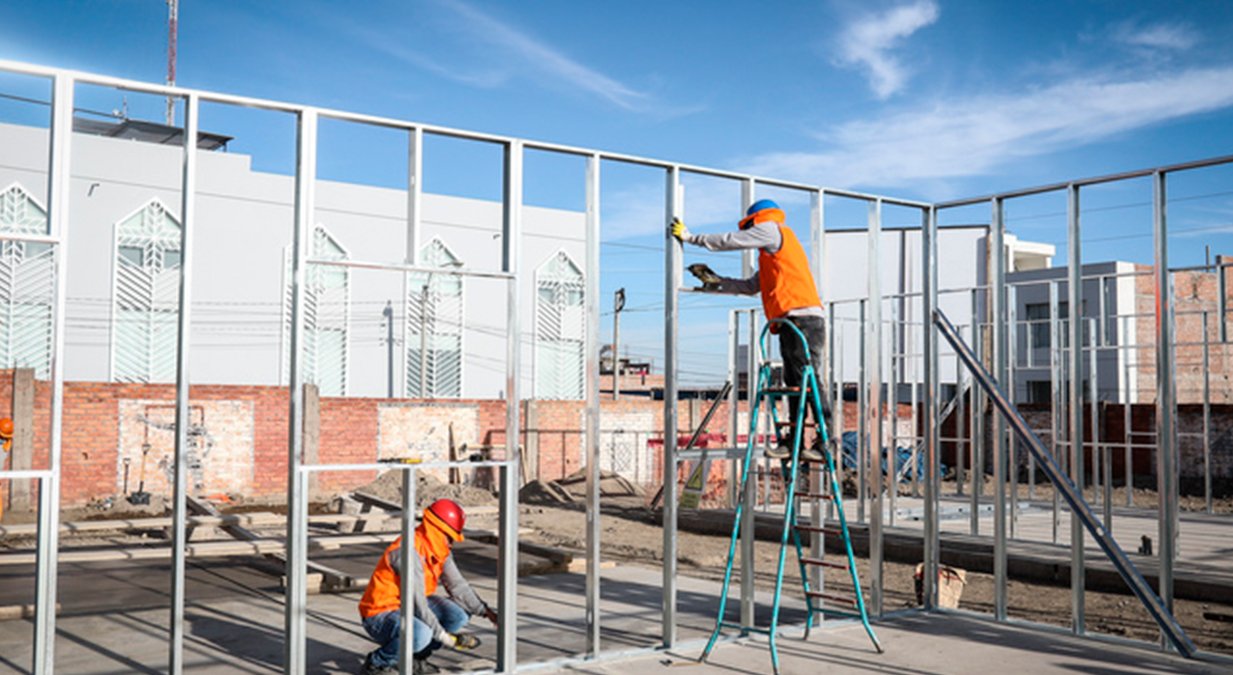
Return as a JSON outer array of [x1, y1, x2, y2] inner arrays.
[[73, 116, 232, 150]]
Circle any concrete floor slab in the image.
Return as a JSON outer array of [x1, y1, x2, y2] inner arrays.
[[564, 613, 1227, 675], [0, 558, 1220, 674]]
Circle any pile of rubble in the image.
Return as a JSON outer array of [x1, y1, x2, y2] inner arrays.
[[519, 469, 643, 506], [352, 470, 498, 509]]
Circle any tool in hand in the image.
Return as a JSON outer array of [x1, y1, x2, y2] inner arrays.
[[687, 263, 723, 292], [452, 632, 481, 651]]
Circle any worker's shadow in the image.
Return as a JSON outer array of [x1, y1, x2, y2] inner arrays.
[[187, 610, 360, 674]]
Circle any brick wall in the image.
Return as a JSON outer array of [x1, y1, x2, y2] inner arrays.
[[16, 367, 1222, 509], [1135, 264, 1233, 404]]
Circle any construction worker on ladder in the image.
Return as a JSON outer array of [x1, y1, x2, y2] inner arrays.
[[671, 199, 834, 462], [358, 498, 497, 675]]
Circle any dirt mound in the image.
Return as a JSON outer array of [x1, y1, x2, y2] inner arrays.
[[354, 469, 496, 509], [519, 479, 576, 505], [555, 469, 644, 498]]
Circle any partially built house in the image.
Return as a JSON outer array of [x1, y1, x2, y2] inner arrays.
[[1, 59, 1232, 674]]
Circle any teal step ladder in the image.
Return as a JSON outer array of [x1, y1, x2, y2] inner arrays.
[[700, 319, 882, 674]]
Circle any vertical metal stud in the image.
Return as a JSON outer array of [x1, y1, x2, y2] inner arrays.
[[810, 189, 825, 593], [1067, 183, 1085, 635], [407, 127, 423, 268], [1153, 171, 1178, 645], [1125, 401, 1133, 508], [922, 206, 939, 611], [1008, 284, 1019, 538], [991, 198, 1008, 621], [1089, 319, 1100, 513], [742, 309, 757, 624], [498, 140, 523, 671], [662, 165, 682, 647], [970, 288, 982, 535], [858, 299, 867, 522], [866, 199, 884, 616], [1218, 256, 1228, 343], [584, 153, 602, 655], [956, 339, 966, 499], [889, 300, 899, 529], [33, 71, 74, 675], [1049, 281, 1062, 545], [285, 107, 317, 675], [728, 311, 740, 509], [168, 91, 199, 675], [1203, 310, 1212, 515], [398, 468, 417, 675]]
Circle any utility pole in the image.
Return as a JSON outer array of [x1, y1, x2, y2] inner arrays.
[[165, 0, 178, 126], [612, 288, 625, 400], [383, 301, 394, 398]]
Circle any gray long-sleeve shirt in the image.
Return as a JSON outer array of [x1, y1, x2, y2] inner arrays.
[[684, 221, 824, 317], [388, 539, 490, 637]]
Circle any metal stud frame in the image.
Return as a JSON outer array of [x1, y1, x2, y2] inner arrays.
[[1, 58, 1228, 672]]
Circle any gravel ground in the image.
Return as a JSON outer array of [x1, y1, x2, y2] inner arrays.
[[519, 497, 1233, 655]]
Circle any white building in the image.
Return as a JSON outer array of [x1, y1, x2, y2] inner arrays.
[[0, 120, 586, 399]]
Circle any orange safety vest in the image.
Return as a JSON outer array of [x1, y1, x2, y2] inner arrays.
[[758, 225, 822, 328], [358, 523, 452, 618]]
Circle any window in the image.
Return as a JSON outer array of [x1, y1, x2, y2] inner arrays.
[[1026, 380, 1052, 405], [0, 184, 53, 378], [282, 225, 350, 396], [534, 250, 585, 400], [1025, 301, 1068, 350], [406, 239, 464, 398], [111, 199, 182, 383]]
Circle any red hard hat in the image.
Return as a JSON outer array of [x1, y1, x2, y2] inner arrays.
[[0, 418, 12, 439], [424, 498, 465, 542]]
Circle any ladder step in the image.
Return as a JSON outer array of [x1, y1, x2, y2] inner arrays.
[[721, 621, 773, 635], [761, 386, 802, 396], [796, 492, 831, 499], [806, 591, 859, 606], [800, 557, 847, 570]]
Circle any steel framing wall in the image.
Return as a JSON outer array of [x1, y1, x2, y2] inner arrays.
[[0, 58, 1229, 673]]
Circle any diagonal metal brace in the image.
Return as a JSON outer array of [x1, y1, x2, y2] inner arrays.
[[934, 308, 1197, 658]]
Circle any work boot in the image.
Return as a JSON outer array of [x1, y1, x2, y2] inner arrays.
[[412, 648, 441, 675], [360, 654, 395, 675], [764, 439, 792, 460], [800, 437, 826, 463]]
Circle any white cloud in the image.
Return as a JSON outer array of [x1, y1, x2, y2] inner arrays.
[[836, 0, 939, 99], [435, 0, 651, 111], [1112, 20, 1200, 52], [744, 66, 1233, 191]]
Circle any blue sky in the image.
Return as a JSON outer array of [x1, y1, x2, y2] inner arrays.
[[3, 0, 1233, 384]]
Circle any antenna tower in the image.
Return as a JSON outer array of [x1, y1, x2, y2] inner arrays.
[[166, 0, 178, 126]]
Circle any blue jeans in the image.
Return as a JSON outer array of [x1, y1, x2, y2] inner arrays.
[[362, 596, 469, 668]]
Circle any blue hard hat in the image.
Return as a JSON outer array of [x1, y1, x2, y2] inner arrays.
[[746, 199, 780, 216]]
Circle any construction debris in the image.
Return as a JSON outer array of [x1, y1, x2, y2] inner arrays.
[[915, 563, 967, 609], [518, 470, 643, 506], [353, 469, 497, 509], [555, 469, 643, 498], [519, 480, 575, 505]]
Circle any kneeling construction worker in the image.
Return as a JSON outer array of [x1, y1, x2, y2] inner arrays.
[[358, 498, 497, 675], [671, 199, 834, 462]]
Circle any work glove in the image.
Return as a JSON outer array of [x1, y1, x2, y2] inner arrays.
[[453, 632, 482, 651], [482, 605, 499, 627], [669, 217, 689, 242]]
